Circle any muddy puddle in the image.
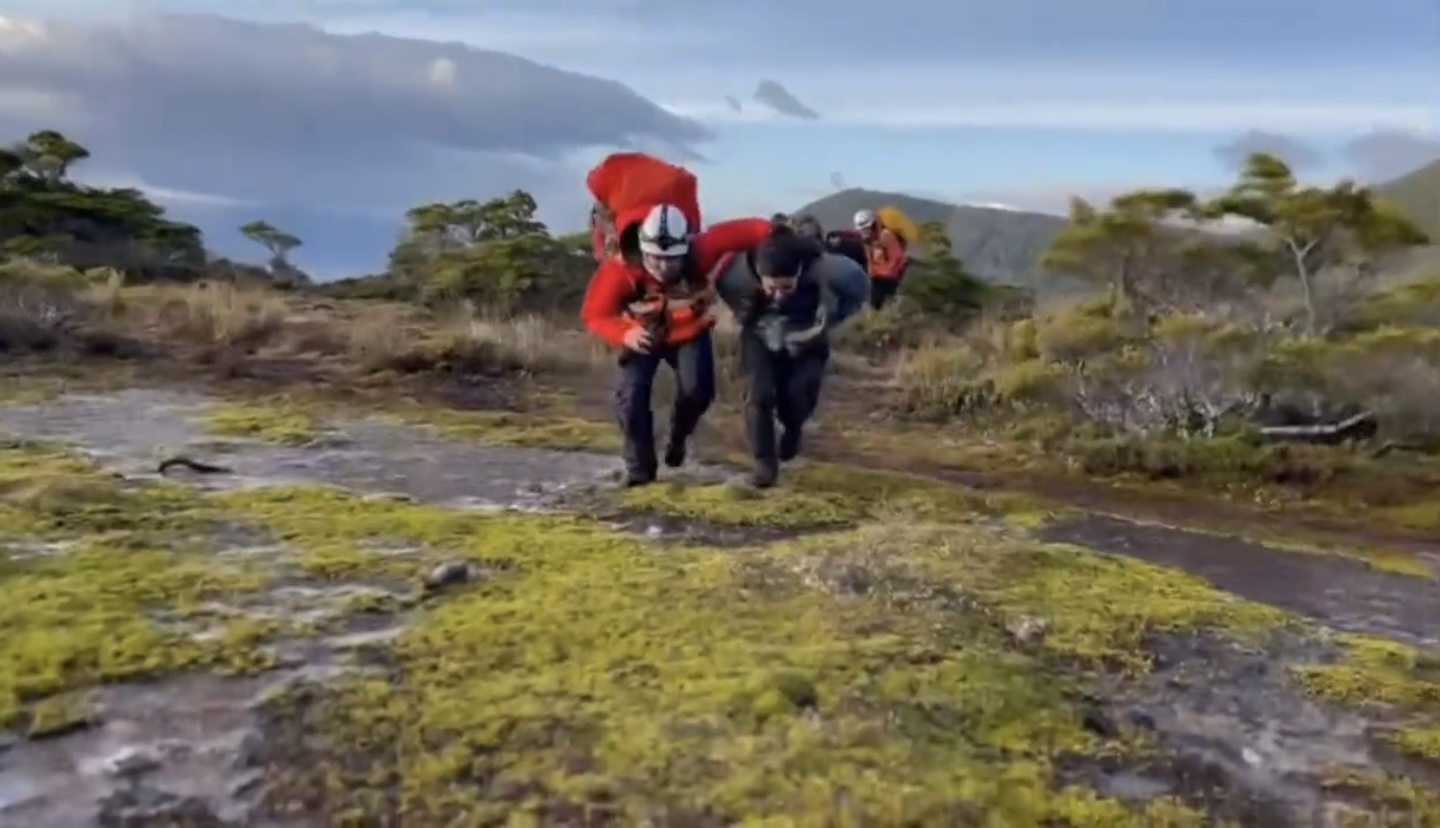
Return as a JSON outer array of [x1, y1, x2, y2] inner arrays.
[[2, 388, 1439, 825]]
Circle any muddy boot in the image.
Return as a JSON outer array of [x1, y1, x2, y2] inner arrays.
[[748, 458, 779, 489]]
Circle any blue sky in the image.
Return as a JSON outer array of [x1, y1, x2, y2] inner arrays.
[[3, 0, 1438, 272]]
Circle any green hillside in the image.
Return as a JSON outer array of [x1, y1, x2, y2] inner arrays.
[[793, 188, 1070, 290]]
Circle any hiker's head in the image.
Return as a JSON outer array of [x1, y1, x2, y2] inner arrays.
[[755, 231, 811, 301], [794, 215, 823, 240], [637, 204, 690, 282], [853, 208, 878, 239]]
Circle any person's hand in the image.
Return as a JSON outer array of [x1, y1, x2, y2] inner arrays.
[[622, 326, 653, 353]]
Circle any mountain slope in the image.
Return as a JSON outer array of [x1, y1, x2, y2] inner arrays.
[[1372, 160, 1440, 281], [793, 188, 1068, 287], [1377, 159, 1440, 240]]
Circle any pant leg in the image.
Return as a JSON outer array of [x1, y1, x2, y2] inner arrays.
[[776, 347, 829, 434], [614, 350, 663, 476], [740, 331, 781, 464], [663, 331, 716, 444], [869, 278, 897, 310]]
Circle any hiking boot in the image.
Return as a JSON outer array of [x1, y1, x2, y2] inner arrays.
[[748, 459, 779, 489], [778, 427, 802, 463], [663, 436, 687, 468]]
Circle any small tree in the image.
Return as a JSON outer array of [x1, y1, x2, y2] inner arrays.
[[239, 220, 302, 267], [1206, 152, 1429, 335], [900, 220, 991, 322], [391, 189, 587, 313], [23, 130, 90, 181]]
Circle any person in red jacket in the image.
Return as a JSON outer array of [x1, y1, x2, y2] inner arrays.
[[581, 203, 772, 486], [853, 208, 909, 310]]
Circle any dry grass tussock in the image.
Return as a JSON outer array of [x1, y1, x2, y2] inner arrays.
[[897, 279, 1440, 425], [10, 257, 1440, 475], [0, 260, 610, 379]]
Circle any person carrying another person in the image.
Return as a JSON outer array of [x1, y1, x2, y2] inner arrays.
[[580, 199, 773, 487], [710, 225, 867, 487], [852, 206, 917, 310]]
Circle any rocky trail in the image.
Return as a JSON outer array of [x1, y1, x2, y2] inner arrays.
[[1, 387, 1438, 826]]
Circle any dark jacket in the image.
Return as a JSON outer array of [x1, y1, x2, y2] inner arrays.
[[712, 250, 868, 349]]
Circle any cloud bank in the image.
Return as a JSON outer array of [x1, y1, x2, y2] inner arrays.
[[0, 11, 711, 269]]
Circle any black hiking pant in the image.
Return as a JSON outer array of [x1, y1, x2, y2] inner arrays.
[[740, 331, 828, 468], [614, 332, 716, 479], [868, 278, 899, 311]]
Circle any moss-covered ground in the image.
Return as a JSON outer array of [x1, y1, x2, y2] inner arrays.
[[5, 396, 1440, 824], [0, 440, 276, 731]]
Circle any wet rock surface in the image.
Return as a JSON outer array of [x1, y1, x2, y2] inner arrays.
[[1042, 514, 1440, 647], [0, 388, 631, 510], [2, 388, 1439, 825], [1062, 630, 1394, 825]]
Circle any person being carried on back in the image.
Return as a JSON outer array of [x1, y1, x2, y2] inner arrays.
[[711, 224, 868, 487], [581, 202, 772, 487]]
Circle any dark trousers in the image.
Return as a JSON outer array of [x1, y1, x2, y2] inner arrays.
[[614, 333, 716, 476], [868, 277, 899, 311], [740, 332, 828, 464]]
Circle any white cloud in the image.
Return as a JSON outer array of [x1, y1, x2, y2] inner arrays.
[[663, 99, 1438, 134], [78, 171, 257, 208], [426, 56, 455, 86]]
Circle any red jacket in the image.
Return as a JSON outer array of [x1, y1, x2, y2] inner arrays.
[[581, 217, 771, 348], [867, 227, 909, 281]]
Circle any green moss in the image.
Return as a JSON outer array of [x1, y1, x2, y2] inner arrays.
[[258, 492, 1310, 822], [1391, 727, 1440, 761], [389, 405, 620, 452], [214, 485, 507, 584], [200, 399, 329, 445], [1376, 501, 1440, 532], [1293, 634, 1440, 708], [619, 462, 1052, 528], [1319, 767, 1440, 824], [0, 441, 276, 728], [25, 691, 96, 738], [0, 445, 213, 538]]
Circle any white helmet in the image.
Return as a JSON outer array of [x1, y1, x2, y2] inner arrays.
[[638, 204, 690, 256], [853, 209, 877, 231]]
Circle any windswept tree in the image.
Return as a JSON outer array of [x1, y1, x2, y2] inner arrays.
[[1205, 152, 1429, 335], [22, 130, 91, 181], [239, 220, 302, 267], [1042, 188, 1276, 314]]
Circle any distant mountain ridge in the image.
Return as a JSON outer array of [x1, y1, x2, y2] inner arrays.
[[793, 188, 1069, 289], [799, 165, 1440, 293]]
